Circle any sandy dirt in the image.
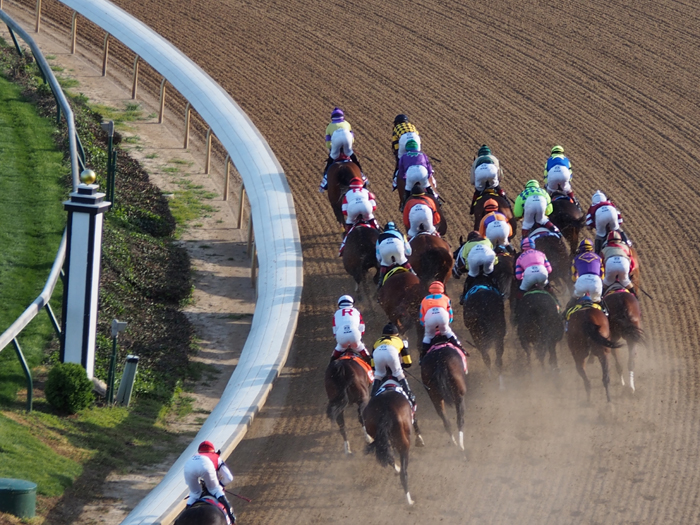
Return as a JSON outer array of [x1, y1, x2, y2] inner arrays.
[[5, 0, 700, 523]]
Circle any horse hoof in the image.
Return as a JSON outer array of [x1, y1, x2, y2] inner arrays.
[[406, 493, 415, 506], [394, 463, 401, 474], [498, 375, 505, 390], [344, 441, 352, 455], [458, 431, 464, 451], [364, 433, 374, 444], [415, 435, 425, 447]]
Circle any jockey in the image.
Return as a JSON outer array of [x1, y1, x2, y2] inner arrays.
[[320, 107, 364, 192], [403, 183, 441, 227], [513, 237, 553, 309], [469, 144, 509, 213], [543, 145, 571, 176], [601, 231, 637, 295], [376, 221, 414, 288], [396, 139, 436, 197], [183, 441, 236, 523], [543, 145, 576, 197], [371, 323, 415, 407], [564, 239, 605, 313], [452, 231, 498, 291], [419, 281, 463, 358], [341, 178, 378, 234], [514, 179, 560, 238], [331, 295, 370, 363], [407, 202, 438, 239], [478, 198, 514, 252], [392, 114, 420, 166], [585, 190, 629, 253]]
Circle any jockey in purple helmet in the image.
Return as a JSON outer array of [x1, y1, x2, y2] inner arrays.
[[320, 107, 364, 192]]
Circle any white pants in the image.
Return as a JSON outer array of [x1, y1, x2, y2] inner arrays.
[[408, 204, 435, 237], [522, 195, 548, 230], [603, 256, 631, 287], [520, 265, 548, 290], [335, 328, 365, 352], [345, 198, 374, 225], [467, 244, 496, 277], [184, 455, 224, 505], [574, 274, 603, 302], [546, 165, 572, 194], [330, 128, 354, 159], [398, 132, 421, 158], [474, 163, 499, 191], [422, 307, 455, 343], [377, 238, 408, 266], [373, 345, 405, 381], [594, 206, 620, 237], [406, 165, 430, 191], [485, 220, 509, 247]]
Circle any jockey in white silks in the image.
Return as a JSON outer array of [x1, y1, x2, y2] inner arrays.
[[407, 203, 437, 239]]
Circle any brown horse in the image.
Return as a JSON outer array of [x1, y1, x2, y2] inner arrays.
[[363, 385, 416, 505], [514, 287, 564, 370], [408, 233, 453, 287], [377, 269, 424, 341], [327, 160, 362, 225], [325, 353, 373, 454], [174, 497, 228, 525], [629, 246, 641, 290], [421, 340, 468, 448], [403, 191, 448, 236], [549, 191, 585, 255], [604, 287, 644, 393], [566, 303, 623, 402], [342, 224, 380, 291], [472, 190, 517, 238]]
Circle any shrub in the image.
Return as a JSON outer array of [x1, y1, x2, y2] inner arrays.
[[45, 362, 94, 413]]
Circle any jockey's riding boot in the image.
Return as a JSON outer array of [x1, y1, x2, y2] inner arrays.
[[506, 244, 516, 256], [370, 378, 381, 397], [465, 274, 476, 293], [392, 171, 398, 191], [469, 189, 480, 215], [361, 353, 372, 365], [594, 237, 603, 254], [544, 220, 560, 234], [323, 156, 333, 175], [371, 218, 380, 230], [398, 378, 416, 407], [217, 495, 236, 524], [421, 341, 431, 360], [627, 285, 637, 297], [448, 335, 463, 349], [350, 153, 363, 173], [619, 229, 632, 246], [377, 267, 388, 289]]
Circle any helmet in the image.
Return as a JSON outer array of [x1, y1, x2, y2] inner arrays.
[[198, 440, 216, 453], [331, 107, 344, 121], [551, 145, 564, 155], [338, 295, 354, 308], [607, 231, 623, 243], [382, 323, 399, 335], [483, 198, 499, 213], [349, 178, 364, 189], [405, 139, 419, 151], [385, 221, 397, 232], [477, 144, 491, 157], [521, 237, 533, 251], [525, 179, 540, 188], [428, 281, 445, 294], [578, 239, 593, 253], [466, 231, 483, 242], [591, 190, 607, 205], [394, 114, 409, 125], [411, 183, 425, 196]]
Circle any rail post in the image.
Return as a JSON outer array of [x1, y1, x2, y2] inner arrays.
[[224, 155, 231, 201], [158, 78, 166, 123], [101, 33, 109, 76], [246, 214, 254, 257], [237, 183, 246, 229], [12, 339, 33, 413], [34, 0, 41, 33], [70, 12, 77, 54], [131, 55, 139, 99], [250, 244, 257, 287], [204, 128, 212, 174], [183, 102, 191, 148]]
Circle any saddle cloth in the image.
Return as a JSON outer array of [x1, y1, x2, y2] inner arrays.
[[193, 496, 232, 525], [382, 265, 408, 285], [338, 353, 374, 383], [529, 226, 561, 243], [338, 221, 377, 257], [426, 342, 468, 373], [603, 282, 630, 298], [565, 299, 603, 321]]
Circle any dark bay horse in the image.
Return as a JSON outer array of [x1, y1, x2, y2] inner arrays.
[[604, 287, 644, 393], [325, 353, 373, 454], [408, 233, 453, 287], [461, 275, 507, 388], [327, 160, 361, 225], [472, 190, 517, 238], [342, 224, 380, 291], [377, 269, 424, 341], [566, 303, 622, 403], [421, 341, 468, 449], [491, 250, 515, 298], [364, 385, 416, 505], [403, 191, 448, 236], [174, 499, 228, 525], [514, 288, 564, 370], [549, 191, 585, 255], [530, 231, 570, 288]]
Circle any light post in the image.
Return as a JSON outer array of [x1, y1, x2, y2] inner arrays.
[[100, 120, 117, 204], [107, 319, 127, 404]]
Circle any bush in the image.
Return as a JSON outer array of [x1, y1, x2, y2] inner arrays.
[[45, 362, 94, 413]]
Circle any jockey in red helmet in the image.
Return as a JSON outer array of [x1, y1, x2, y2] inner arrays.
[[183, 441, 236, 523], [331, 295, 370, 363], [341, 178, 378, 234]]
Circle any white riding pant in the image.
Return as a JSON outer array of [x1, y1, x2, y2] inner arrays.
[[474, 163, 500, 191], [408, 204, 436, 238], [377, 238, 408, 266], [546, 165, 572, 194], [405, 165, 430, 191], [184, 455, 225, 505], [373, 345, 405, 381], [345, 197, 374, 225], [594, 206, 620, 238], [330, 128, 354, 159], [335, 327, 365, 352], [522, 194, 548, 230], [398, 132, 421, 158], [519, 264, 549, 290], [467, 244, 496, 277], [574, 273, 603, 302], [422, 307, 455, 343], [603, 256, 631, 287], [485, 220, 510, 247]]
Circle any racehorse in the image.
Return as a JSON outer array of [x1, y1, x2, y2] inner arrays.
[[342, 224, 380, 291], [377, 269, 424, 341], [629, 245, 641, 290], [461, 275, 507, 388], [452, 237, 514, 298], [471, 189, 517, 238], [408, 233, 453, 287], [514, 286, 564, 370], [530, 230, 570, 288], [566, 301, 622, 402], [403, 190, 448, 236], [421, 340, 468, 449], [325, 353, 373, 454], [549, 191, 585, 255], [174, 486, 229, 525], [364, 383, 418, 505], [603, 286, 644, 393], [327, 159, 361, 226]]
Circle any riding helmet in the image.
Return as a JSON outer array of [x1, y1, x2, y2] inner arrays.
[[331, 107, 344, 121], [483, 198, 499, 212], [348, 178, 364, 189], [578, 239, 593, 252], [477, 144, 491, 157], [394, 114, 409, 125], [525, 179, 540, 188], [382, 323, 399, 335], [428, 281, 445, 294], [466, 231, 483, 242], [405, 139, 419, 151], [607, 231, 623, 243], [337, 295, 354, 308], [385, 221, 397, 231], [521, 237, 533, 251], [551, 145, 565, 155], [591, 190, 607, 205], [198, 440, 216, 453]]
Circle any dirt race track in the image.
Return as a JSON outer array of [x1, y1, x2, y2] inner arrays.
[[60, 0, 700, 522]]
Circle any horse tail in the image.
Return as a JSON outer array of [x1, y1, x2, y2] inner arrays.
[[366, 410, 395, 467], [431, 349, 461, 406], [420, 247, 451, 283], [617, 308, 645, 344], [326, 360, 350, 422], [585, 321, 623, 349]]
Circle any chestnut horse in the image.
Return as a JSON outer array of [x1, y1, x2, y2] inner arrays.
[[421, 340, 468, 449], [566, 303, 623, 402], [342, 224, 380, 291], [471, 189, 517, 238], [549, 191, 585, 255], [514, 287, 564, 370], [408, 233, 453, 287], [603, 286, 644, 393], [325, 353, 373, 454], [377, 269, 424, 341], [364, 384, 417, 505], [327, 160, 361, 225]]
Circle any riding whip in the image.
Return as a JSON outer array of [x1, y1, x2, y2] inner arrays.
[[225, 489, 252, 502], [404, 369, 430, 391], [640, 288, 654, 300]]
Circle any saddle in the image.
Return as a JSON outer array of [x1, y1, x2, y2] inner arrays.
[[462, 283, 501, 304], [603, 282, 630, 298], [426, 342, 468, 373], [382, 265, 409, 285], [338, 352, 374, 383], [529, 226, 561, 243], [523, 288, 560, 311], [192, 496, 232, 525], [375, 378, 412, 403], [338, 220, 378, 256], [564, 297, 603, 321]]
